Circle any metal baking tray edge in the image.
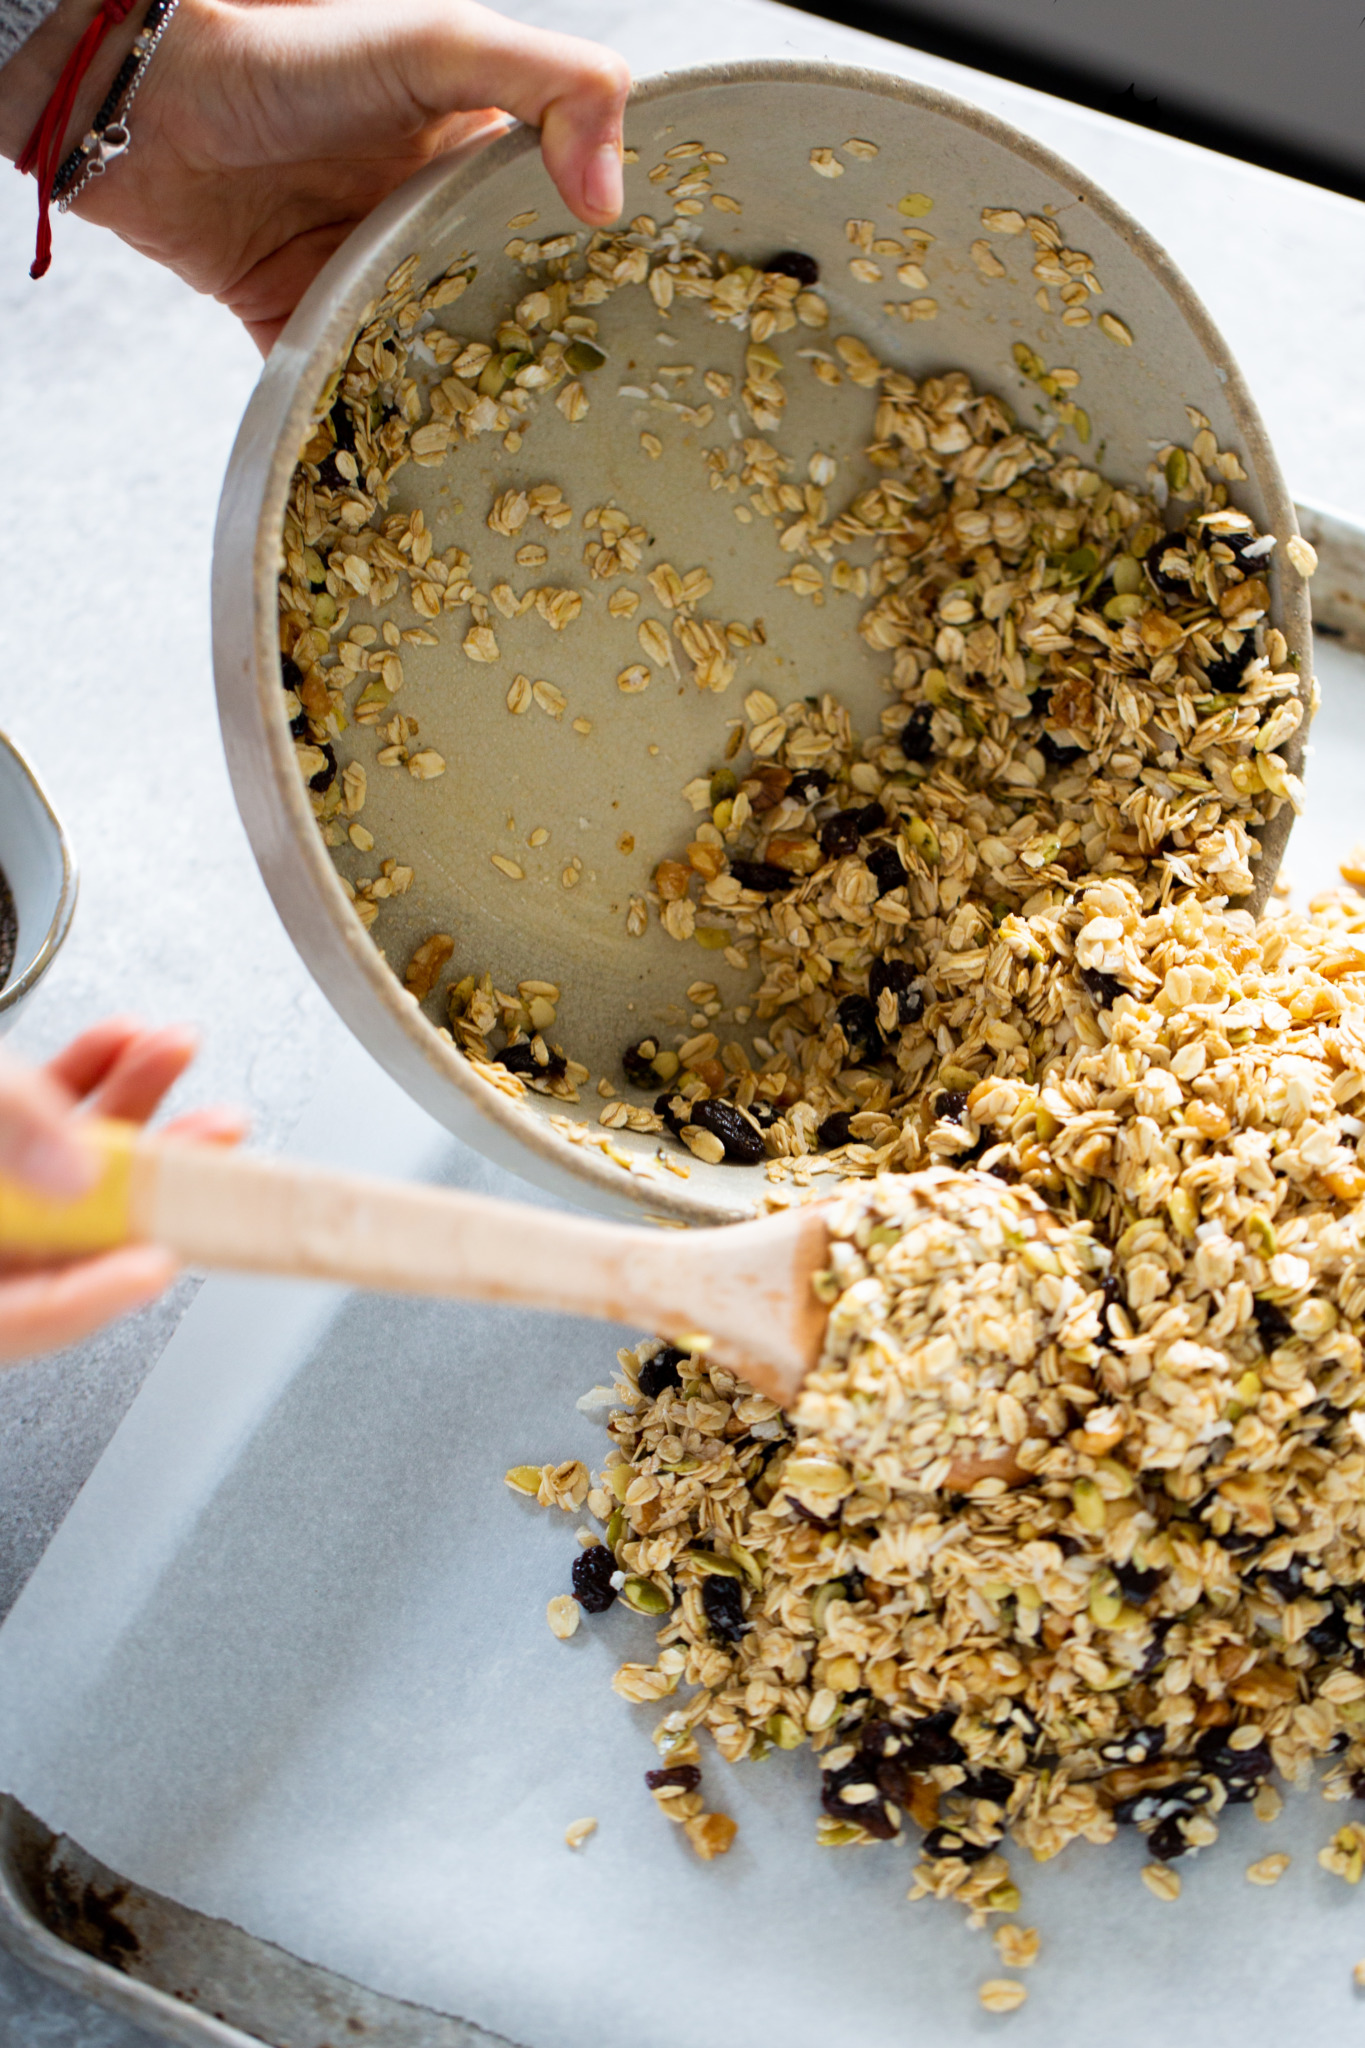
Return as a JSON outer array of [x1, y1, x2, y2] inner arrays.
[[0, 495, 1359, 2048]]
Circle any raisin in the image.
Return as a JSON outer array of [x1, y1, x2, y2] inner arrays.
[[289, 711, 313, 741], [1351, 1771, 1365, 1802], [622, 1040, 658, 1087], [869, 958, 922, 1032], [786, 1495, 838, 1530], [281, 655, 304, 692], [836, 994, 880, 1066], [1145, 535, 1192, 595], [1307, 1608, 1350, 1655], [921, 1827, 994, 1863], [329, 394, 358, 454], [572, 1545, 618, 1613], [728, 858, 793, 895], [820, 808, 870, 859], [645, 1764, 700, 1792], [689, 1098, 766, 1163], [765, 250, 819, 286], [1253, 1296, 1294, 1350], [1038, 729, 1083, 767], [701, 1573, 748, 1644], [821, 1760, 897, 1839], [1258, 1558, 1304, 1599], [963, 1767, 1014, 1805], [1080, 965, 1129, 1009], [1203, 635, 1255, 692], [867, 843, 908, 897], [1029, 686, 1052, 719], [1147, 1815, 1189, 1861], [654, 1091, 687, 1136], [899, 1710, 965, 1770], [1113, 1559, 1162, 1603], [497, 1041, 566, 1080], [792, 767, 831, 803], [1193, 1727, 1273, 1790], [899, 703, 935, 762], [316, 453, 346, 492], [818, 1111, 855, 1149], [638, 1346, 686, 1398], [935, 1089, 970, 1124], [307, 741, 337, 792], [1100, 1726, 1166, 1766]]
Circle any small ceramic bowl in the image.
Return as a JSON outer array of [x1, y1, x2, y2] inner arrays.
[[0, 732, 78, 1036], [214, 61, 1310, 1222]]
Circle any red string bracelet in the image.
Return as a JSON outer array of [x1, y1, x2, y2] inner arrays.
[[17, 0, 138, 279]]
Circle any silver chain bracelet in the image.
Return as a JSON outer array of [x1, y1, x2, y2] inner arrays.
[[52, 0, 180, 211]]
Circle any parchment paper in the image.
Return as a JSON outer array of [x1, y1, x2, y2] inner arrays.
[[0, 1028, 1364, 2048]]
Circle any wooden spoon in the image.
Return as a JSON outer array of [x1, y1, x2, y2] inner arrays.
[[0, 1120, 830, 1406]]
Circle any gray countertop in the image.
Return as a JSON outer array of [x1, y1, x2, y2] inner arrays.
[[2, 0, 1364, 2037]]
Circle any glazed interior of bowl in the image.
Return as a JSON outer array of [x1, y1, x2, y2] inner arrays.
[[215, 63, 1310, 1223]]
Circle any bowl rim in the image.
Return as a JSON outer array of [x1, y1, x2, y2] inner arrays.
[[213, 57, 1311, 1225], [0, 731, 79, 1021]]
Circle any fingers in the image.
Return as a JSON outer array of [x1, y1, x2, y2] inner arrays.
[[0, 1047, 92, 1198], [78, 1025, 200, 1126], [44, 1016, 145, 1098], [0, 1246, 177, 1367], [161, 1107, 250, 1147]]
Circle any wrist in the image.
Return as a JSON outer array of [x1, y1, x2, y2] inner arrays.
[[0, 0, 146, 162]]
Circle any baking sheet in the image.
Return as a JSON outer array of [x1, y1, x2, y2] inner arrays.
[[0, 651, 1361, 2045]]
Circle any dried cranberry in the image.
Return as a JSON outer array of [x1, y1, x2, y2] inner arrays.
[[638, 1347, 687, 1398], [645, 1764, 700, 1792], [690, 1098, 765, 1164], [935, 1089, 970, 1124], [869, 958, 922, 1032], [728, 858, 793, 895], [622, 1040, 659, 1087], [835, 994, 880, 1065], [1080, 966, 1129, 1008], [497, 1041, 567, 1081], [1145, 535, 1192, 595], [701, 1573, 748, 1645], [818, 1111, 854, 1149], [1253, 1296, 1294, 1350], [765, 250, 819, 286], [572, 1545, 618, 1613], [900, 704, 935, 762], [867, 843, 908, 896]]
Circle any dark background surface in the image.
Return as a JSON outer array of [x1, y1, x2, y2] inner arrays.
[[788, 0, 1365, 199]]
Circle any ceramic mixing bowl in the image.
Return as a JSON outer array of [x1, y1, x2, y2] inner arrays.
[[213, 61, 1310, 1223]]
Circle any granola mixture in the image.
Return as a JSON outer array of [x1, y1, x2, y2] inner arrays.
[[276, 170, 1313, 1187], [515, 874, 1365, 1921]]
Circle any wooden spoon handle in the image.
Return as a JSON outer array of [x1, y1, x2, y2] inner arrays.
[[0, 1122, 826, 1400]]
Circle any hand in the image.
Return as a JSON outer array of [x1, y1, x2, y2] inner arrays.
[[46, 0, 630, 350], [0, 1019, 245, 1364]]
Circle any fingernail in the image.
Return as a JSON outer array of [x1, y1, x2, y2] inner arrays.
[[584, 141, 622, 220], [13, 1130, 99, 1199]]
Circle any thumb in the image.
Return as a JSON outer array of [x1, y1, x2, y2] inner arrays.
[[397, 3, 631, 224]]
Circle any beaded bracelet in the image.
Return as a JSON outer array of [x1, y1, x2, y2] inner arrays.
[[51, 0, 180, 213]]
